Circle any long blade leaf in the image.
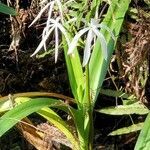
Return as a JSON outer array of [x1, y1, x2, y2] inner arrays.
[[38, 108, 79, 149], [0, 3, 16, 15], [0, 97, 63, 137], [97, 102, 149, 115], [134, 113, 150, 150], [89, 0, 131, 104]]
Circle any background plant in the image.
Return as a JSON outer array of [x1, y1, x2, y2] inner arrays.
[[0, 0, 131, 149], [0, 2, 16, 15]]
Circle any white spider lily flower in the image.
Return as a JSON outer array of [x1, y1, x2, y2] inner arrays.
[[48, 18, 70, 45], [68, 18, 115, 66], [31, 17, 70, 63], [29, 0, 69, 62]]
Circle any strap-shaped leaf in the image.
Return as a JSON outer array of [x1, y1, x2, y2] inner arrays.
[[89, 0, 131, 104], [63, 37, 84, 102], [0, 2, 16, 15], [0, 97, 63, 137], [97, 102, 149, 115], [134, 113, 150, 150], [38, 108, 79, 149], [109, 123, 143, 136]]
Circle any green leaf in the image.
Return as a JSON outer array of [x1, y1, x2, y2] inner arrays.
[[71, 109, 89, 149], [0, 99, 13, 113], [109, 123, 143, 136], [0, 2, 16, 15], [97, 102, 149, 115], [38, 108, 79, 149], [89, 0, 131, 104], [0, 97, 64, 137], [144, 0, 150, 6], [63, 37, 84, 103], [134, 113, 150, 150], [100, 89, 132, 99]]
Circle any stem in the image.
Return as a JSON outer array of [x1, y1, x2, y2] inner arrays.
[[85, 64, 94, 150]]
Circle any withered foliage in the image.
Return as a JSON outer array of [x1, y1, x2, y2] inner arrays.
[[117, 11, 150, 101]]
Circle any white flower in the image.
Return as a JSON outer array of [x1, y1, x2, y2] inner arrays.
[[30, 17, 70, 63], [68, 19, 115, 66], [29, 0, 70, 63]]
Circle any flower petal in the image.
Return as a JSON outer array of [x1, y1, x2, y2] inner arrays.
[[45, 1, 55, 34], [42, 24, 54, 51], [29, 2, 51, 27], [67, 27, 89, 54], [82, 29, 94, 66], [50, 18, 70, 45], [97, 23, 116, 41], [55, 27, 59, 63], [92, 28, 108, 60], [31, 26, 55, 57]]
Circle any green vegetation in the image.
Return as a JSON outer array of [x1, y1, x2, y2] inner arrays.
[[0, 2, 16, 15], [0, 0, 150, 149]]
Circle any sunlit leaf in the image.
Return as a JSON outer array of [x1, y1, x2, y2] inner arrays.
[[38, 108, 79, 149], [100, 89, 134, 99], [97, 102, 149, 115], [109, 123, 143, 136], [0, 97, 64, 137], [0, 99, 12, 113]]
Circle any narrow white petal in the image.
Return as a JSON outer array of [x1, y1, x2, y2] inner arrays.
[[42, 24, 54, 51], [31, 26, 55, 57], [92, 28, 108, 60], [48, 18, 60, 25], [67, 27, 89, 54], [47, 18, 70, 45], [55, 27, 59, 63], [42, 28, 47, 51], [82, 29, 94, 66], [97, 23, 116, 41], [46, 1, 55, 34], [29, 2, 51, 27], [56, 23, 70, 45]]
